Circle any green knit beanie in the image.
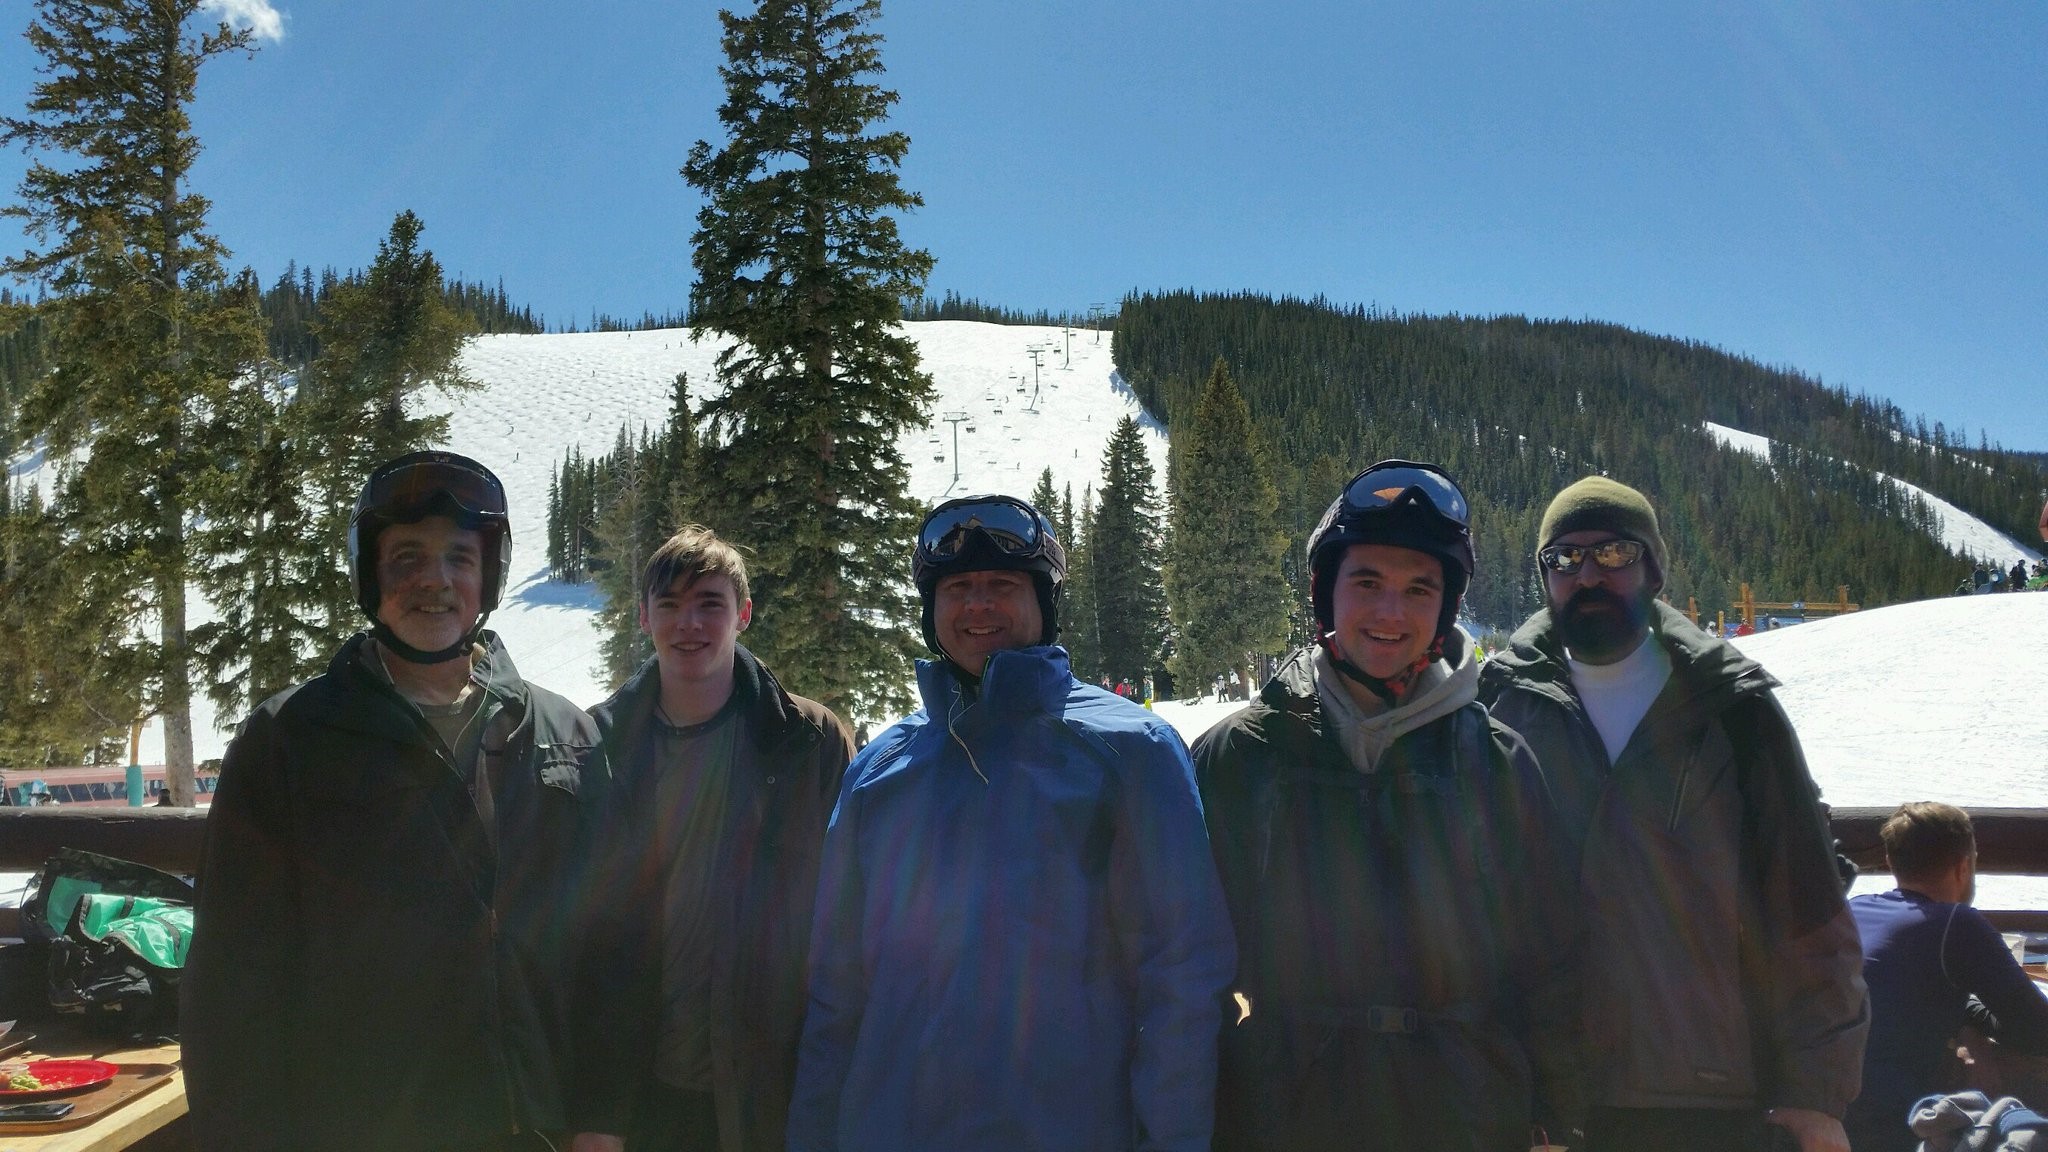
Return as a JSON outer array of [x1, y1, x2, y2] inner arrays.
[[1539, 476, 1668, 581]]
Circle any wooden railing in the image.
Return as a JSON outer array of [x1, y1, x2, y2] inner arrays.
[[6, 805, 2048, 929]]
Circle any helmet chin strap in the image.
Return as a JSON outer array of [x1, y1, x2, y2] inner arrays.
[[1321, 632, 1443, 705], [370, 612, 488, 666]]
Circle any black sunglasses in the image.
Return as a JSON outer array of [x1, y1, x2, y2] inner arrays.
[[1538, 538, 1646, 575], [1342, 461, 1470, 528], [917, 497, 1043, 562]]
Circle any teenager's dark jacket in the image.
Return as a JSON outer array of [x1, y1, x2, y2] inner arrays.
[[183, 632, 630, 1152], [590, 645, 854, 1152], [1192, 636, 1582, 1152], [1478, 601, 1868, 1118]]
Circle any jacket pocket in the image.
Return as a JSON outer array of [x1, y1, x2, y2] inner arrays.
[[533, 744, 588, 796]]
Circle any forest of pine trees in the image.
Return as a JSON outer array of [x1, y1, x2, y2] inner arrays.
[[1114, 291, 2048, 636]]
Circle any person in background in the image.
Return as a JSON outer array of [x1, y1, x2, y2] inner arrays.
[[2011, 561, 2029, 593], [1480, 475, 1867, 1152], [1195, 460, 1581, 1151], [787, 494, 1234, 1152], [1846, 802, 2048, 1152], [591, 526, 854, 1152], [184, 452, 628, 1151]]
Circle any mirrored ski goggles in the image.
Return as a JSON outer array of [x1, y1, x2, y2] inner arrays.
[[365, 455, 507, 520], [1341, 462, 1470, 527], [1537, 538, 1646, 575], [917, 498, 1044, 562]]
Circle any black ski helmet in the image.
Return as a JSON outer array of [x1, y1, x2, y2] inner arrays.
[[1307, 459, 1476, 650], [348, 451, 512, 664], [913, 495, 1067, 658]]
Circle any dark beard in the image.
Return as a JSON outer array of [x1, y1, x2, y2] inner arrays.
[[1554, 586, 1651, 661]]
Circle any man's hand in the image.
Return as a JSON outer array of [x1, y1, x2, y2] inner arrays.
[[567, 1134, 626, 1152], [1766, 1107, 1849, 1152]]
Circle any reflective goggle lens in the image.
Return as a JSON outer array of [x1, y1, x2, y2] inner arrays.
[[368, 459, 506, 519], [1538, 539, 1646, 575], [918, 500, 1041, 561], [1342, 464, 1470, 527]]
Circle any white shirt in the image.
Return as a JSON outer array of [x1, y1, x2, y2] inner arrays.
[[1566, 633, 1673, 765]]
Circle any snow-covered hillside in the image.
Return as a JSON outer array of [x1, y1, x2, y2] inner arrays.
[[38, 321, 1161, 761], [1704, 420, 2041, 569]]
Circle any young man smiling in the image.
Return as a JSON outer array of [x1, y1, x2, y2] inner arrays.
[[184, 451, 629, 1151], [1192, 460, 1581, 1152], [1479, 475, 1868, 1152], [590, 525, 853, 1152], [788, 494, 1234, 1152]]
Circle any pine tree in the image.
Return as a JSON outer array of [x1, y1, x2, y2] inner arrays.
[[592, 425, 656, 687], [1030, 468, 1060, 528], [652, 371, 699, 529], [684, 0, 935, 720], [2, 0, 267, 801], [1090, 417, 1169, 687], [1165, 360, 1290, 692], [1063, 486, 1100, 681]]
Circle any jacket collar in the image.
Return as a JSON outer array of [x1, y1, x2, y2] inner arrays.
[[1487, 599, 1778, 718], [605, 643, 812, 751], [916, 646, 1073, 717], [309, 630, 528, 743]]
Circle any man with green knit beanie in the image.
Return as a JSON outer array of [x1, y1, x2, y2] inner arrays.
[[1479, 475, 1868, 1152]]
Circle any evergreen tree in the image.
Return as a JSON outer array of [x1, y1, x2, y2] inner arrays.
[[684, 0, 935, 720], [1030, 468, 1060, 530], [592, 425, 657, 687], [1165, 360, 1290, 692], [2, 0, 266, 801], [296, 212, 479, 633], [1090, 417, 1169, 687], [1063, 486, 1100, 681], [653, 371, 699, 529]]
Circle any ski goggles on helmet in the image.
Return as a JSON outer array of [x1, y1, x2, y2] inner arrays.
[[917, 496, 1045, 564], [362, 452, 507, 524], [1339, 461, 1470, 529], [1537, 538, 1646, 575]]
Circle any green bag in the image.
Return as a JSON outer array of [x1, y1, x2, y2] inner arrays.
[[71, 894, 193, 971]]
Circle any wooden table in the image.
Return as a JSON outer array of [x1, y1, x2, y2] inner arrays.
[[0, 1028, 184, 1152]]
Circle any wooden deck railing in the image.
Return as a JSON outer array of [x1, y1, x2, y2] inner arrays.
[[6, 804, 2048, 929]]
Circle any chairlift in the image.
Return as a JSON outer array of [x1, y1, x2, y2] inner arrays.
[[965, 424, 977, 433], [933, 452, 945, 462]]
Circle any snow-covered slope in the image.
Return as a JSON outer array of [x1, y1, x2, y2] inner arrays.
[[59, 321, 1161, 761], [1704, 420, 2041, 568]]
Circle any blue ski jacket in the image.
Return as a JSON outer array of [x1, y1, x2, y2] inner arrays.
[[786, 646, 1236, 1152]]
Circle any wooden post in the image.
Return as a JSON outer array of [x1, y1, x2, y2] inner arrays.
[[1740, 582, 1756, 627]]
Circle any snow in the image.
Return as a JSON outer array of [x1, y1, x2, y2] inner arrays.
[[5, 321, 1160, 761], [9, 323, 2045, 904], [1703, 420, 2041, 569]]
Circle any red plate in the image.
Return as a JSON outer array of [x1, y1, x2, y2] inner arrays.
[[0, 1059, 119, 1099]]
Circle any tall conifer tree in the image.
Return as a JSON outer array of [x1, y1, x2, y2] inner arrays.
[[1164, 360, 1290, 692], [684, 0, 934, 720], [1063, 486, 1100, 680], [2, 0, 266, 801], [1091, 417, 1169, 687]]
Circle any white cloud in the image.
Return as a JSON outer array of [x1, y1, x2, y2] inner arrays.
[[200, 0, 285, 42]]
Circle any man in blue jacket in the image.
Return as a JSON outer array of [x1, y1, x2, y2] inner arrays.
[[787, 494, 1237, 1152]]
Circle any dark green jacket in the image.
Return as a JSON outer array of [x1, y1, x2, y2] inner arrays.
[[184, 632, 631, 1151], [590, 646, 853, 1152], [1194, 643, 1582, 1151], [1478, 601, 1868, 1116]]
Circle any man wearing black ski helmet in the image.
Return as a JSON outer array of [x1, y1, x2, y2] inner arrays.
[[1191, 458, 1583, 1151], [910, 494, 1067, 670], [790, 493, 1235, 1151], [347, 450, 514, 664], [186, 449, 635, 1150], [1306, 459, 1477, 700]]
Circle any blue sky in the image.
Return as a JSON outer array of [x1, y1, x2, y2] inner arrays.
[[4, 0, 2045, 448]]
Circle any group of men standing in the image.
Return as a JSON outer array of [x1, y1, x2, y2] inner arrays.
[[181, 448, 1872, 1152]]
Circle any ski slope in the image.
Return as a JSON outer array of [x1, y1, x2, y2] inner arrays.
[[1704, 420, 2042, 569]]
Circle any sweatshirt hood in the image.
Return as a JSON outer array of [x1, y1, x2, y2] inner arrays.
[[1313, 626, 1481, 772]]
